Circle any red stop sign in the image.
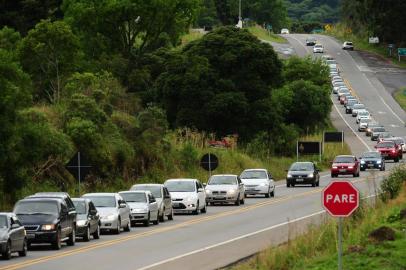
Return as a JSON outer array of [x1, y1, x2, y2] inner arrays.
[[322, 181, 359, 217]]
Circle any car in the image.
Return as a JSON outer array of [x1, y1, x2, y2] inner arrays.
[[239, 169, 275, 198], [322, 54, 334, 61], [119, 191, 159, 227], [356, 110, 371, 124], [130, 184, 173, 222], [164, 179, 207, 215], [370, 126, 386, 141], [14, 198, 76, 250], [346, 99, 359, 114], [72, 198, 100, 241], [82, 193, 131, 234], [286, 162, 320, 187], [204, 175, 245, 206], [331, 155, 360, 178], [358, 118, 371, 131], [313, 44, 324, 53], [306, 38, 317, 46], [365, 122, 383, 136], [329, 71, 339, 77], [280, 28, 289, 34], [326, 59, 337, 66], [344, 97, 357, 106], [335, 85, 348, 95], [383, 137, 405, 155], [0, 213, 27, 260], [374, 141, 402, 162], [337, 89, 350, 100], [342, 41, 354, 50], [351, 103, 366, 116], [359, 151, 385, 171], [377, 132, 393, 142], [340, 93, 354, 105]]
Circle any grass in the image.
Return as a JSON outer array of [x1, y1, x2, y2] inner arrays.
[[247, 25, 287, 44], [180, 30, 204, 46], [393, 87, 406, 112], [227, 168, 406, 270], [325, 23, 406, 68]]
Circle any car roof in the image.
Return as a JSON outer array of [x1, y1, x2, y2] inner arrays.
[[119, 190, 151, 195], [17, 197, 64, 204], [71, 198, 90, 203], [242, 169, 267, 172], [34, 192, 70, 197], [165, 178, 198, 182], [335, 155, 355, 158], [210, 174, 237, 177], [83, 193, 118, 197], [131, 183, 163, 187]]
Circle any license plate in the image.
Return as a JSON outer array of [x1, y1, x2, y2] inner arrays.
[[172, 203, 179, 207], [246, 188, 256, 191], [368, 164, 374, 167], [27, 234, 35, 239], [339, 169, 346, 172], [381, 153, 388, 157], [296, 179, 304, 182]]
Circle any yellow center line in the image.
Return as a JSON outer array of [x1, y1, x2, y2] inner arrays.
[[0, 175, 383, 270]]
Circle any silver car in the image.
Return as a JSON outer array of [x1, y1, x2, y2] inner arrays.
[[119, 191, 159, 227], [165, 179, 207, 215], [205, 175, 245, 206], [240, 169, 275, 198], [82, 193, 131, 234], [0, 213, 27, 260], [130, 184, 174, 222]]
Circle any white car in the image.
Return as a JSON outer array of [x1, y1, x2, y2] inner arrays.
[[204, 175, 245, 206], [352, 103, 366, 117], [240, 169, 275, 197], [280, 28, 289, 34], [313, 44, 324, 53], [356, 110, 371, 124], [164, 179, 207, 215], [119, 191, 159, 227], [82, 193, 131, 234], [342, 41, 354, 50], [358, 118, 371, 131]]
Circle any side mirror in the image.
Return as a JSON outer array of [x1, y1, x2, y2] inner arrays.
[[197, 188, 204, 193], [203, 183, 207, 187], [119, 203, 127, 208], [11, 224, 20, 229], [150, 199, 156, 204]]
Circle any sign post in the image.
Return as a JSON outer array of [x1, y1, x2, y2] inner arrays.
[[66, 152, 92, 196], [200, 153, 219, 177], [398, 48, 406, 62], [322, 181, 359, 270]]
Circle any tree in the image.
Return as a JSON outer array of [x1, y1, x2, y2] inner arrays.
[[19, 20, 81, 103]]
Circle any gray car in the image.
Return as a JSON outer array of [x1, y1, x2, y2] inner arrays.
[[82, 193, 131, 234], [119, 191, 159, 227], [286, 162, 320, 187], [130, 184, 174, 222], [371, 127, 386, 141], [72, 198, 100, 241], [0, 213, 27, 260], [205, 175, 245, 206]]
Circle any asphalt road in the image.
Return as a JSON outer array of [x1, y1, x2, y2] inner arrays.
[[1, 35, 405, 270]]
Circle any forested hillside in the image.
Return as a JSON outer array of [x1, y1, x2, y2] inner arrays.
[[284, 0, 340, 23]]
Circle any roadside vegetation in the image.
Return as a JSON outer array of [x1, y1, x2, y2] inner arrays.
[[227, 165, 406, 270], [393, 88, 406, 112], [247, 25, 286, 43]]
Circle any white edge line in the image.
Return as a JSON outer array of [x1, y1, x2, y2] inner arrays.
[[332, 98, 371, 151], [137, 193, 378, 270]]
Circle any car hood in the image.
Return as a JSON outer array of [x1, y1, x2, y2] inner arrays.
[[206, 184, 237, 191], [96, 207, 118, 217], [361, 157, 381, 162], [127, 202, 148, 210], [241, 179, 268, 185], [16, 214, 58, 225], [169, 192, 197, 200]]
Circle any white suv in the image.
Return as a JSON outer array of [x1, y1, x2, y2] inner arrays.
[[164, 179, 207, 215], [342, 41, 354, 50]]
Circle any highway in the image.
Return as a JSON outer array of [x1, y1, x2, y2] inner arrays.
[[1, 34, 405, 270]]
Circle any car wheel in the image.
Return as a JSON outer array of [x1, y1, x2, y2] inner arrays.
[[93, 224, 100, 239], [52, 230, 62, 250], [67, 227, 76, 246], [240, 195, 245, 204], [144, 213, 150, 227], [115, 219, 121, 234], [19, 239, 27, 257], [394, 157, 399, 163], [235, 195, 241, 206], [168, 209, 174, 220], [316, 180, 320, 187], [286, 182, 290, 188], [312, 181, 316, 187], [360, 168, 365, 171], [201, 203, 207, 213], [193, 202, 199, 215], [265, 189, 270, 198], [83, 226, 90, 242], [331, 173, 336, 178], [159, 210, 165, 223], [2, 241, 12, 260], [152, 215, 159, 225], [124, 219, 131, 232], [209, 202, 214, 206]]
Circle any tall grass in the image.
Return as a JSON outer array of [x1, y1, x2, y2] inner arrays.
[[247, 25, 287, 44], [393, 88, 406, 112]]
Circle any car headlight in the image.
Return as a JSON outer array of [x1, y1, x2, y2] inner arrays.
[[332, 166, 338, 169], [77, 220, 88, 227], [103, 214, 116, 221], [228, 189, 237, 194], [205, 189, 212, 194], [41, 224, 56, 231], [376, 160, 381, 164], [287, 174, 292, 178], [361, 160, 365, 164], [260, 182, 268, 186], [185, 196, 195, 202], [308, 173, 314, 178]]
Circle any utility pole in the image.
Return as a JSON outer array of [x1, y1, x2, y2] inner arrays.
[[236, 0, 243, 28]]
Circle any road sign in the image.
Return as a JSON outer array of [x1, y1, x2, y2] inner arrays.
[[323, 131, 344, 143], [398, 48, 406, 62], [368, 37, 379, 44], [322, 181, 359, 217], [200, 153, 218, 175], [66, 152, 92, 195]]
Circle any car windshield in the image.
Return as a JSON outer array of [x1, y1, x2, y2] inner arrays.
[[334, 156, 354, 163], [362, 152, 380, 158], [315, 45, 322, 48], [208, 176, 237, 185], [289, 162, 313, 171], [131, 185, 162, 198], [379, 133, 391, 137], [0, 216, 7, 228], [72, 201, 87, 214], [377, 142, 395, 148], [346, 42, 353, 45], [240, 170, 267, 179], [353, 104, 365, 109], [358, 111, 369, 116], [14, 201, 59, 215], [395, 139, 405, 144], [120, 192, 147, 203], [360, 118, 370, 123], [373, 127, 385, 132], [84, 196, 116, 207], [165, 181, 196, 192]]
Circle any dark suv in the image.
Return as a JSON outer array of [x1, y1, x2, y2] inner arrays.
[[13, 198, 76, 250]]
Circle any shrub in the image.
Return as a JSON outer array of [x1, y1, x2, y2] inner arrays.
[[380, 165, 406, 201]]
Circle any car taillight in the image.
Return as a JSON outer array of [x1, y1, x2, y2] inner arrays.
[[392, 150, 396, 153]]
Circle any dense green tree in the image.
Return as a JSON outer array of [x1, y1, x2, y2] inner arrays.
[[0, 27, 22, 53], [19, 20, 81, 103]]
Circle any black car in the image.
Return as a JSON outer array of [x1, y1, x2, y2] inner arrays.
[[345, 100, 358, 114], [0, 213, 27, 260], [359, 151, 385, 171], [14, 198, 76, 250], [72, 198, 100, 241], [306, 38, 317, 46], [286, 162, 320, 187]]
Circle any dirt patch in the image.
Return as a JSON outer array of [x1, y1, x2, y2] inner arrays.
[[368, 226, 396, 242], [347, 245, 365, 254]]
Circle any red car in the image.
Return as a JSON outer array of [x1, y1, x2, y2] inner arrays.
[[375, 141, 402, 162], [331, 155, 360, 178]]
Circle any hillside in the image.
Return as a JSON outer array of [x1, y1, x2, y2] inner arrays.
[[284, 0, 340, 22]]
